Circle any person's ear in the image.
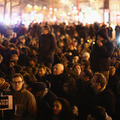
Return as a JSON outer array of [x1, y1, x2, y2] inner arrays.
[[22, 81, 24, 85]]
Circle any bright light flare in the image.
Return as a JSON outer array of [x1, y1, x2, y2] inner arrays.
[[43, 6, 46, 9], [27, 4, 32, 8]]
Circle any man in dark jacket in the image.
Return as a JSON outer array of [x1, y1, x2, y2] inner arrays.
[[90, 28, 114, 81], [39, 25, 57, 69], [44, 63, 66, 97]]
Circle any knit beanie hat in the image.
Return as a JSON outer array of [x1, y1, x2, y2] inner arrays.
[[33, 82, 47, 92], [97, 28, 108, 40]]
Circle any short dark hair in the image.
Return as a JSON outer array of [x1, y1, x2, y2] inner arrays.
[[12, 73, 24, 81], [94, 72, 107, 88]]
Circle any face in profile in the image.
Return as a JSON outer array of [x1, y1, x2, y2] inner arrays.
[[53, 101, 62, 115], [53, 64, 63, 75], [38, 68, 46, 77]]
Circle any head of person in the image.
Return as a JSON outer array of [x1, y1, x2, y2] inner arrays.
[[82, 52, 90, 61], [11, 73, 24, 91], [81, 59, 90, 71], [77, 44, 82, 51], [10, 54, 19, 63], [43, 25, 50, 35], [109, 66, 116, 76], [84, 43, 89, 49], [97, 28, 109, 41], [33, 82, 47, 99], [28, 57, 37, 68], [87, 106, 106, 120], [58, 41, 64, 48], [72, 56, 79, 63], [53, 63, 64, 75], [73, 63, 81, 76], [111, 57, 117, 65], [53, 97, 73, 117], [19, 36, 26, 44], [69, 42, 75, 50], [81, 68, 93, 82], [13, 33, 17, 38], [38, 65, 47, 77], [114, 61, 120, 69], [90, 72, 107, 93], [0, 54, 3, 64], [9, 43, 16, 51]]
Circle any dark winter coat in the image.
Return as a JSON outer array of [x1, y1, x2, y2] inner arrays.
[[36, 89, 57, 120], [90, 39, 114, 72], [39, 33, 57, 63]]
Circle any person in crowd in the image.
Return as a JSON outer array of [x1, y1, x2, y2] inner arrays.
[[114, 61, 120, 76], [0, 54, 7, 74], [90, 28, 114, 81], [81, 42, 91, 55], [82, 52, 90, 61], [33, 82, 57, 120], [0, 43, 18, 65], [87, 106, 112, 120], [108, 66, 120, 96], [5, 73, 37, 120], [111, 56, 117, 66], [39, 25, 57, 69], [35, 65, 51, 82], [90, 72, 116, 119], [107, 24, 113, 40], [52, 97, 74, 120], [80, 59, 90, 72], [44, 63, 66, 97], [10, 33, 18, 44], [115, 24, 120, 42]]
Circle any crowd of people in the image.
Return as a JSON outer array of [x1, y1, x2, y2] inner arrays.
[[0, 21, 120, 120]]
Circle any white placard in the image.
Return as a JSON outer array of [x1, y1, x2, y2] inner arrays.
[[0, 95, 13, 110]]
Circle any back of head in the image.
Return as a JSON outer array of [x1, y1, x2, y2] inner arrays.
[[88, 106, 106, 120], [93, 72, 107, 90], [33, 82, 47, 92], [97, 28, 109, 40]]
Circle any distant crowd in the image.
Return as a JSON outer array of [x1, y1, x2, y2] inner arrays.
[[0, 21, 120, 120]]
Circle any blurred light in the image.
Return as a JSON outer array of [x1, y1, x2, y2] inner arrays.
[[61, 13, 66, 17], [4, 14, 10, 25], [61, 0, 65, 3], [87, 40, 90, 42], [49, 11, 52, 14], [53, 16, 57, 21], [61, 0, 69, 4], [71, 4, 74, 7], [34, 5, 37, 9], [49, 8, 52, 10], [73, 6, 77, 10], [27, 4, 32, 8], [90, 0, 94, 2], [31, 10, 36, 15], [54, 8, 57, 11], [43, 6, 46, 9], [93, 42, 95, 44], [68, 12, 71, 15]]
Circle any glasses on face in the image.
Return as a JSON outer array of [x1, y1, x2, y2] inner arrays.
[[12, 81, 23, 84]]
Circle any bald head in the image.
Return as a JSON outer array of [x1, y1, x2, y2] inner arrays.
[[53, 63, 64, 75]]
